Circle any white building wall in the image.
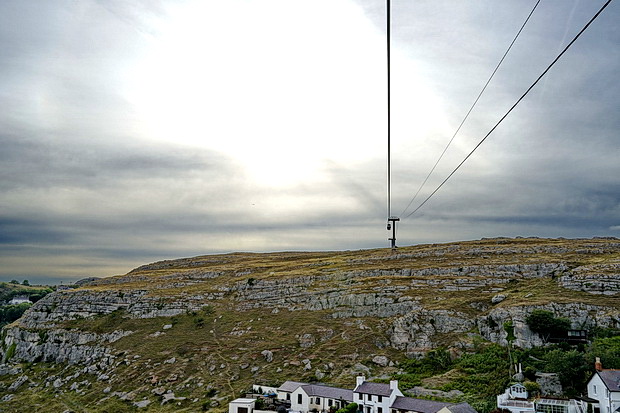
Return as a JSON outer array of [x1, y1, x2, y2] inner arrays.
[[588, 375, 609, 413], [354, 380, 402, 413], [229, 398, 256, 413], [291, 387, 310, 412], [253, 385, 279, 395]]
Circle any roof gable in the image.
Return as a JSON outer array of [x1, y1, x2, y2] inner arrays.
[[279, 381, 308, 393], [597, 371, 620, 392], [301, 384, 353, 401], [355, 382, 392, 397]]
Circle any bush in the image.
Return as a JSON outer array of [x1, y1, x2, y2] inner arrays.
[[335, 403, 358, 413]]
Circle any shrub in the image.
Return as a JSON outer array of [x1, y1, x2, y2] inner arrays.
[[5, 343, 16, 361], [335, 403, 358, 413]]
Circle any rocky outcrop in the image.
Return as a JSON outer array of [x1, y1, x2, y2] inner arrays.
[[2, 326, 131, 364], [478, 303, 620, 348], [17, 289, 219, 329], [560, 263, 620, 295], [2, 238, 619, 369]]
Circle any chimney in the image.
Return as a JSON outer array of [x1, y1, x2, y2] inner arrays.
[[595, 357, 603, 372], [356, 376, 365, 389], [390, 380, 399, 391]]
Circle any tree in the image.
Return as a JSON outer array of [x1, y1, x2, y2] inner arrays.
[[526, 310, 570, 342], [9, 280, 19, 285], [587, 336, 620, 368], [21, 280, 29, 286], [543, 349, 588, 392]]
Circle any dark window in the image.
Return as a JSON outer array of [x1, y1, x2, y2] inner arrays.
[[378, 396, 382, 403], [379, 408, 383, 413], [239, 408, 248, 413], [358, 394, 362, 400], [316, 397, 321, 404], [329, 400, 333, 407], [298, 394, 302, 404], [287, 394, 291, 401]]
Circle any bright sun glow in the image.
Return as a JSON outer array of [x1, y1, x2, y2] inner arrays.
[[126, 0, 448, 187]]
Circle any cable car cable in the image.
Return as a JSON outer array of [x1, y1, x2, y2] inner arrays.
[[400, 0, 542, 218], [403, 0, 614, 220]]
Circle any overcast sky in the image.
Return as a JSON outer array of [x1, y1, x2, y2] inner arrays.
[[1, 0, 618, 284]]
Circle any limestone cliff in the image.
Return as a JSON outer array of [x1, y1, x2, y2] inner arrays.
[[0, 237, 618, 411]]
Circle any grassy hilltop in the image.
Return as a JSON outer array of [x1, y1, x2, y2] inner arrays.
[[0, 237, 618, 413]]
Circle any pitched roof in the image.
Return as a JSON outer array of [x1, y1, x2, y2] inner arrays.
[[301, 384, 353, 401], [278, 381, 308, 393], [444, 402, 478, 413], [355, 382, 392, 397], [390, 396, 451, 413], [597, 370, 620, 392]]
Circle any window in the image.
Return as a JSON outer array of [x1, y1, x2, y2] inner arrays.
[[358, 393, 362, 400], [239, 408, 248, 413], [287, 394, 291, 401], [378, 396, 382, 403], [329, 400, 333, 407], [378, 408, 383, 413], [298, 394, 302, 404], [316, 397, 321, 405], [593, 385, 597, 395]]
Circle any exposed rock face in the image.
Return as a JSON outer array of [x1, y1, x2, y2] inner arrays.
[[1, 237, 619, 369], [560, 263, 620, 295], [2, 326, 132, 364], [536, 372, 563, 396]]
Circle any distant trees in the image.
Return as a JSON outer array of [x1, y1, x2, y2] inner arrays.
[[0, 302, 32, 327]]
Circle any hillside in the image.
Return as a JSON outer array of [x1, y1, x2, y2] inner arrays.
[[0, 237, 619, 412]]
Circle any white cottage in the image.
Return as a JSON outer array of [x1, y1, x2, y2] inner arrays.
[[497, 383, 535, 413], [354, 376, 403, 413], [290, 383, 352, 413], [278, 381, 308, 404], [8, 295, 31, 305], [229, 398, 257, 413], [587, 359, 620, 413]]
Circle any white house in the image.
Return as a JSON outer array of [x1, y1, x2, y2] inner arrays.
[[278, 381, 308, 403], [354, 376, 403, 413], [232, 377, 476, 413], [8, 295, 32, 305], [497, 383, 535, 413], [230, 398, 257, 413], [290, 383, 353, 412], [587, 358, 620, 413]]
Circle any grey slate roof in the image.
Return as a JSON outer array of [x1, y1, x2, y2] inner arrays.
[[278, 381, 308, 393], [390, 396, 451, 413], [355, 382, 392, 397], [301, 384, 353, 402], [444, 402, 478, 413], [598, 370, 620, 391]]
